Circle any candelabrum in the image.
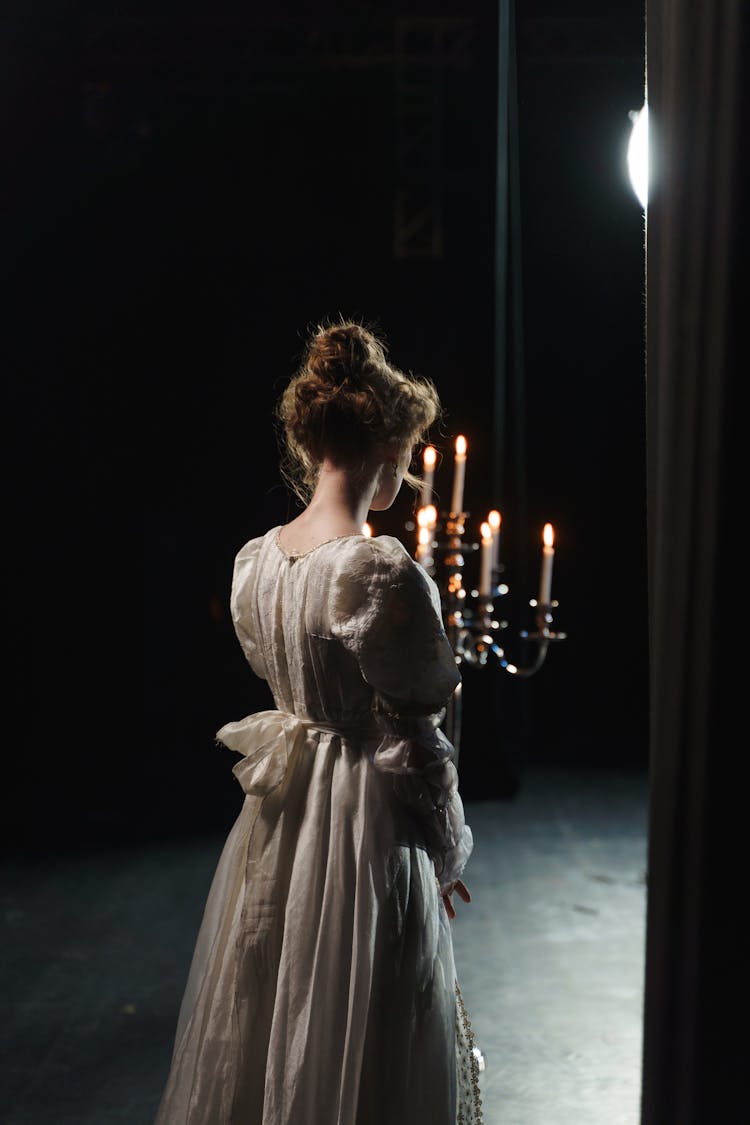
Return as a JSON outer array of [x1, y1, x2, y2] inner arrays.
[[412, 510, 567, 755]]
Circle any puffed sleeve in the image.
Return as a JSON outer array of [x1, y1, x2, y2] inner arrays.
[[229, 534, 268, 681], [330, 535, 473, 894]]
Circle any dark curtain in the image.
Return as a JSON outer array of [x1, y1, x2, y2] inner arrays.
[[642, 1, 746, 1121]]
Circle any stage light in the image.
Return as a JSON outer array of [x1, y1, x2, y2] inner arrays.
[[627, 102, 649, 209]]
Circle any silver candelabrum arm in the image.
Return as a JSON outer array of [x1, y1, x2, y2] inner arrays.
[[410, 510, 567, 757]]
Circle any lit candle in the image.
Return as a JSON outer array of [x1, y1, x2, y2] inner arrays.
[[421, 446, 437, 508], [416, 525, 432, 568], [538, 522, 555, 604], [416, 504, 437, 551], [450, 435, 467, 515], [362, 522, 373, 538], [416, 506, 427, 553], [479, 521, 493, 596], [488, 509, 502, 570]]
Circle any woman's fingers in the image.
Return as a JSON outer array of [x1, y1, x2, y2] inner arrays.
[[455, 880, 472, 904], [439, 878, 472, 919]]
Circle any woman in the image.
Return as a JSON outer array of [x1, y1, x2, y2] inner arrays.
[[153, 318, 481, 1124]]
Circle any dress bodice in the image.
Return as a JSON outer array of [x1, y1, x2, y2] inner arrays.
[[229, 526, 459, 725]]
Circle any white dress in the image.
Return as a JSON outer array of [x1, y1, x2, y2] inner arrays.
[[153, 526, 481, 1125]]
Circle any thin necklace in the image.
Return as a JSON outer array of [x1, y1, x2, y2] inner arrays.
[[273, 526, 364, 559]]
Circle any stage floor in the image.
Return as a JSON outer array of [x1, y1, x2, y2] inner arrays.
[[452, 765, 648, 1125], [1, 764, 648, 1124]]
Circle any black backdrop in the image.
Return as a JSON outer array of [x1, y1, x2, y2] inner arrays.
[[4, 0, 647, 853]]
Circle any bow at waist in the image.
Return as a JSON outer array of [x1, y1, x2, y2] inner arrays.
[[215, 709, 381, 797]]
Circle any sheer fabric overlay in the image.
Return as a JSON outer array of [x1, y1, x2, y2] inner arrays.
[[153, 527, 478, 1125]]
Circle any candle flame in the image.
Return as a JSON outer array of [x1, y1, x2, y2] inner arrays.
[[417, 503, 437, 528], [488, 510, 501, 532], [423, 445, 437, 469], [455, 435, 467, 457], [418, 526, 431, 545], [362, 522, 373, 538], [543, 522, 554, 548], [480, 521, 492, 542]]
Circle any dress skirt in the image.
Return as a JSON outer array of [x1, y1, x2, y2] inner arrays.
[[153, 713, 480, 1125]]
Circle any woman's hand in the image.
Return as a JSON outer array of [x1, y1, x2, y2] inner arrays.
[[441, 878, 471, 919]]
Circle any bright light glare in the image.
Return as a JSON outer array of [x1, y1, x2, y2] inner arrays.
[[417, 504, 437, 528], [628, 102, 649, 209]]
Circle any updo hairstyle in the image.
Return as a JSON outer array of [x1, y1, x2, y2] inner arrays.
[[276, 317, 442, 506]]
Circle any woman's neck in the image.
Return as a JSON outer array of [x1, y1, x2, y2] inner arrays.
[[299, 460, 378, 534]]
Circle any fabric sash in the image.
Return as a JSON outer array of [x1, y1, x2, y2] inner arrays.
[[216, 709, 380, 797]]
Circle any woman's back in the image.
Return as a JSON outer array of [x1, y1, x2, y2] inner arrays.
[[231, 526, 458, 724], [153, 524, 477, 1124], [152, 319, 481, 1124]]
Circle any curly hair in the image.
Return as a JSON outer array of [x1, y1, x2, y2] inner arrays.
[[276, 315, 442, 506]]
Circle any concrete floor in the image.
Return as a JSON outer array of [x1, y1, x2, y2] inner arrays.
[[1, 764, 648, 1125]]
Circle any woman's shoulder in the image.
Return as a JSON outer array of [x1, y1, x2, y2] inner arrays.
[[333, 534, 439, 612], [339, 531, 419, 577], [229, 528, 278, 593], [234, 526, 278, 561]]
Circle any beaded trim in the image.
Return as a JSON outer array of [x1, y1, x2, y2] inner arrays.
[[273, 526, 364, 559], [455, 980, 484, 1124]]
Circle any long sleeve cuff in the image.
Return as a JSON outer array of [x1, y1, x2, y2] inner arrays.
[[367, 705, 474, 894]]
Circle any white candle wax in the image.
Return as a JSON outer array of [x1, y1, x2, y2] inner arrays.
[[488, 510, 501, 570], [421, 447, 436, 508], [538, 523, 555, 604], [451, 436, 467, 514], [539, 548, 554, 603], [416, 526, 431, 569], [479, 523, 493, 596], [416, 506, 433, 555]]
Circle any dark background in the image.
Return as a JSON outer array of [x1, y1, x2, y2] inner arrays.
[[4, 0, 647, 853]]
